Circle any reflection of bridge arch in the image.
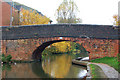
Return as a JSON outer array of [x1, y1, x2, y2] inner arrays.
[[31, 62, 50, 78]]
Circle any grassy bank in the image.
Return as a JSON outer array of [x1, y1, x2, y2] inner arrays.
[[89, 64, 107, 78], [90, 57, 119, 73]]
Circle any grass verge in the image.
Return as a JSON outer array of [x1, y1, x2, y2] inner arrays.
[[90, 57, 119, 73], [89, 64, 107, 78]]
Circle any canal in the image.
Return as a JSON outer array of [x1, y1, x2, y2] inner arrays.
[[2, 54, 88, 79]]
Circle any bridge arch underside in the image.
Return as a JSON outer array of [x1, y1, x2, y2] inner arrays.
[[32, 40, 70, 60], [1, 37, 119, 61]]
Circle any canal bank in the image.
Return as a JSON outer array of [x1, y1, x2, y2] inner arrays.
[[90, 63, 120, 79], [72, 59, 120, 79]]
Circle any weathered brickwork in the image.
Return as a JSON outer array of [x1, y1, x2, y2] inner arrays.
[[2, 24, 119, 40], [1, 37, 119, 61]]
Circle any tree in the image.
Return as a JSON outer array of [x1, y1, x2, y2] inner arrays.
[[55, 0, 81, 23], [113, 15, 120, 26], [20, 9, 50, 25], [50, 41, 72, 53]]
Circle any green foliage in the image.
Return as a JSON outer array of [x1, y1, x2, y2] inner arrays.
[[42, 41, 89, 59], [117, 53, 120, 62], [2, 54, 12, 63], [71, 43, 88, 57], [6, 55, 12, 61], [48, 46, 59, 53], [51, 41, 72, 53], [2, 54, 6, 62], [76, 43, 88, 54], [69, 42, 77, 52], [89, 64, 107, 78], [90, 57, 119, 73], [2, 64, 11, 71], [89, 64, 97, 78], [117, 53, 120, 72]]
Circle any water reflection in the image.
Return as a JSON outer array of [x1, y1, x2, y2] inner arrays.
[[42, 54, 72, 78], [2, 54, 87, 78], [42, 54, 87, 78], [31, 62, 50, 78], [2, 63, 40, 78]]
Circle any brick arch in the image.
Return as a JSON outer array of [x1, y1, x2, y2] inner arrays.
[[31, 37, 91, 61], [32, 39, 70, 61]]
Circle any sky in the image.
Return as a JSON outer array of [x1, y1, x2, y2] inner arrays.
[[12, 0, 120, 25]]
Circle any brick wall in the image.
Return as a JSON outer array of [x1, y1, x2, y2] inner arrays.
[[1, 37, 119, 61], [0, 0, 19, 26], [1, 1, 11, 26]]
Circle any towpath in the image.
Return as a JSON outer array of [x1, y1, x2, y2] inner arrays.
[[91, 63, 120, 79]]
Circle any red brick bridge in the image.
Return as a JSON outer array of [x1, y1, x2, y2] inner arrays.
[[1, 24, 119, 61]]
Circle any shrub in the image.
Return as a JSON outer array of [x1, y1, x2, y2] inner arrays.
[[2, 54, 12, 63], [6, 55, 12, 62], [117, 53, 120, 62]]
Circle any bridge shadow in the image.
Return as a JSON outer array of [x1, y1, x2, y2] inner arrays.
[[31, 62, 50, 78], [32, 40, 70, 61]]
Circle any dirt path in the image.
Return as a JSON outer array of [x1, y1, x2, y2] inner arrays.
[[92, 63, 120, 79]]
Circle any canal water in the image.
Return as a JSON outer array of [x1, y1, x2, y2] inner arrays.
[[2, 54, 88, 78]]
